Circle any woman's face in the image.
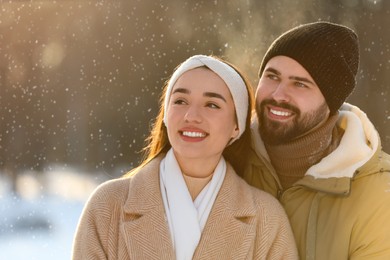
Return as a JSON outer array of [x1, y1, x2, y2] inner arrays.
[[166, 67, 239, 164]]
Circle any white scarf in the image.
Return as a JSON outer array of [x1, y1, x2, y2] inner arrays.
[[159, 149, 226, 260]]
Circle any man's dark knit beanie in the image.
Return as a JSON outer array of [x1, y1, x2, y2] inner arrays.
[[259, 21, 360, 114]]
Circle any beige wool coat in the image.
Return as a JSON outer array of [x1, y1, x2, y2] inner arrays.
[[72, 155, 298, 259]]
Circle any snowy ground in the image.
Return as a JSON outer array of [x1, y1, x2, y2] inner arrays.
[[0, 167, 110, 260]]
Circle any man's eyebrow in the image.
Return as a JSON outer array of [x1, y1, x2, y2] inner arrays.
[[204, 92, 227, 102], [264, 67, 281, 75], [289, 76, 315, 85], [265, 67, 315, 86]]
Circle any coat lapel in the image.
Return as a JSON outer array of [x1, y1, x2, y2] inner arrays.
[[121, 157, 175, 259], [194, 165, 258, 259], [120, 159, 259, 259]]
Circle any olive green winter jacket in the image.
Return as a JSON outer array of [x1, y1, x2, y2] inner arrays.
[[241, 103, 390, 260]]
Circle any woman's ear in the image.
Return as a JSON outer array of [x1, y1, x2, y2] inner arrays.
[[231, 125, 239, 139]]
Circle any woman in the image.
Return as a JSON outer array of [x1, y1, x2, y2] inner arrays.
[[72, 55, 298, 259]]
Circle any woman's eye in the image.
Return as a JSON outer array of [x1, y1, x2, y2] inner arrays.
[[207, 103, 220, 109], [173, 99, 186, 105]]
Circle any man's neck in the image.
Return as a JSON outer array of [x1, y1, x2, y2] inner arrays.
[[264, 114, 341, 190]]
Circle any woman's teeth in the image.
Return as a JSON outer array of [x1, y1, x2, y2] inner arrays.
[[182, 131, 206, 137]]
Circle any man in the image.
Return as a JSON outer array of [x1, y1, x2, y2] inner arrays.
[[241, 21, 390, 259]]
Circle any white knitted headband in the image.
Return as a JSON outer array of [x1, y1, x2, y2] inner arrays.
[[163, 55, 248, 143]]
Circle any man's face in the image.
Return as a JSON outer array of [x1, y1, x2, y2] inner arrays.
[[255, 56, 330, 145]]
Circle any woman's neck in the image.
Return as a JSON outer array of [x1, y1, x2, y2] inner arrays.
[[182, 173, 213, 200], [173, 151, 221, 178]]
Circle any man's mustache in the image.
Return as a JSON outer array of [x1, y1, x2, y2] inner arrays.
[[259, 99, 300, 115]]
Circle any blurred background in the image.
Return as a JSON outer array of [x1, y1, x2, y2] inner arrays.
[[0, 0, 389, 259]]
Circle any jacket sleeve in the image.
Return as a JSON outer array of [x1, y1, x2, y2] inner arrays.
[[72, 180, 119, 260], [349, 170, 390, 259]]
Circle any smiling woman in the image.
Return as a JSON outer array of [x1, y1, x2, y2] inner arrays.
[[72, 55, 298, 260], [165, 67, 240, 177]]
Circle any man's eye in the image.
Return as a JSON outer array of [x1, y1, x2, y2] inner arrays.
[[295, 82, 308, 88], [266, 74, 279, 80]]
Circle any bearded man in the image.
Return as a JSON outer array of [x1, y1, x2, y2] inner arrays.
[[241, 21, 390, 260]]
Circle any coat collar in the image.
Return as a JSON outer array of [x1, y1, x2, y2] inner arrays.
[[121, 155, 174, 258], [194, 162, 259, 258], [121, 154, 259, 259]]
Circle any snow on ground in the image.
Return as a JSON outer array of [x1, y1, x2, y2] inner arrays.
[[0, 167, 110, 260]]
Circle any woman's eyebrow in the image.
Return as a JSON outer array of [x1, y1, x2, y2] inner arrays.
[[172, 88, 227, 102], [172, 88, 190, 94], [204, 92, 226, 102]]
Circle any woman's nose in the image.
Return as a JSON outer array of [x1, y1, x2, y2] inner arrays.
[[184, 105, 202, 123]]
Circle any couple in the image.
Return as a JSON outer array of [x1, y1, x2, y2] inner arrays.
[[73, 21, 390, 259]]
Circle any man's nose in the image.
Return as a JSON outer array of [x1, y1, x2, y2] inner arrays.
[[271, 83, 290, 103]]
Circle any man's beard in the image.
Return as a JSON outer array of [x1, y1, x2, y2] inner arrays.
[[256, 99, 329, 145]]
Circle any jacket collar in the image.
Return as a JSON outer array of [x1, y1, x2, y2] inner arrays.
[[251, 103, 382, 194], [251, 103, 380, 180], [305, 103, 378, 179], [121, 154, 259, 258]]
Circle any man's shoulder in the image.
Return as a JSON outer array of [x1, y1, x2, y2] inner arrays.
[[379, 150, 390, 167], [355, 149, 390, 179]]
